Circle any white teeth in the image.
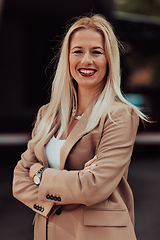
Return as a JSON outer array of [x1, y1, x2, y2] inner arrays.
[[80, 69, 94, 74]]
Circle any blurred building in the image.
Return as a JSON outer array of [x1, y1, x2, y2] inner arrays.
[[0, 0, 114, 132], [0, 0, 160, 132], [114, 11, 160, 130]]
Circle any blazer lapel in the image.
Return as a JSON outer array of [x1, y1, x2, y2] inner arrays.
[[35, 99, 100, 169], [60, 102, 94, 170]]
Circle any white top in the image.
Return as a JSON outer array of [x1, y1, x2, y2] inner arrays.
[[45, 136, 65, 169]]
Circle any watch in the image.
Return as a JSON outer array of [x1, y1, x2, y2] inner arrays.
[[33, 167, 46, 185]]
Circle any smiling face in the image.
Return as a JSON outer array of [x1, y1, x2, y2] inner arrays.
[[69, 28, 107, 92]]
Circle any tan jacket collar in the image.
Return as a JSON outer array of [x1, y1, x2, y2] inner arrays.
[[60, 101, 93, 169], [36, 100, 96, 169]]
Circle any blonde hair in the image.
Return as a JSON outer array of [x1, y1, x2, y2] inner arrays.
[[32, 13, 147, 143]]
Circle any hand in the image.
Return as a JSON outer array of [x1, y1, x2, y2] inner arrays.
[[29, 163, 43, 181], [83, 155, 97, 171]]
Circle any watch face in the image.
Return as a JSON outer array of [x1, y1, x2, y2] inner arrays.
[[34, 175, 40, 185]]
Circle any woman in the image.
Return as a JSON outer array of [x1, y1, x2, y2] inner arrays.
[[13, 14, 146, 240]]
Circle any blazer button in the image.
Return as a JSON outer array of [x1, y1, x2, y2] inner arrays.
[[57, 197, 61, 202], [55, 208, 62, 215], [41, 207, 44, 212], [39, 206, 42, 211], [37, 206, 40, 211], [46, 194, 50, 199], [50, 195, 54, 200], [34, 205, 39, 210], [53, 196, 58, 201], [33, 204, 37, 209]]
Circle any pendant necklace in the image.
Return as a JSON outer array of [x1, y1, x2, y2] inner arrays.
[[72, 109, 84, 120]]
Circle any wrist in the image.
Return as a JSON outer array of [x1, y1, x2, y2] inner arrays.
[[33, 167, 47, 186], [30, 163, 44, 180]]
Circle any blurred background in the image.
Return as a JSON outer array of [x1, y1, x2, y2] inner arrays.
[[0, 0, 160, 239]]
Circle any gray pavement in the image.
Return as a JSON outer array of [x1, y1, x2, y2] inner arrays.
[[128, 156, 160, 240]]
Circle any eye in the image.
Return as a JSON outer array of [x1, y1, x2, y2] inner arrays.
[[72, 50, 83, 54], [92, 50, 103, 55]]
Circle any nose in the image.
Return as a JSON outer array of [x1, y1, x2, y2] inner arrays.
[[81, 52, 93, 64]]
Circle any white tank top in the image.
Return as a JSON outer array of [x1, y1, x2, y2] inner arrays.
[[45, 135, 65, 169]]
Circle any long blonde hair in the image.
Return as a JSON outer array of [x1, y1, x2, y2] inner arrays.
[[32, 13, 147, 143]]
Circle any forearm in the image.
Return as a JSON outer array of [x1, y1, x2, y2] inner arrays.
[[13, 159, 54, 218], [38, 143, 133, 206]]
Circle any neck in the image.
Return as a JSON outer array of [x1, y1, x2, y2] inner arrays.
[[77, 86, 100, 115]]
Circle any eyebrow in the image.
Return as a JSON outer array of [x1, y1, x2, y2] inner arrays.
[[71, 46, 82, 50], [71, 46, 104, 50], [92, 47, 104, 50]]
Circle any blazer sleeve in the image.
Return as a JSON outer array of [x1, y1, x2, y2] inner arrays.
[[38, 105, 139, 206], [12, 105, 54, 218]]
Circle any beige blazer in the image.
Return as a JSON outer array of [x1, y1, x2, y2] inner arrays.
[[13, 100, 139, 240]]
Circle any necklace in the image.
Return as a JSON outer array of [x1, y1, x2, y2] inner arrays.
[[72, 109, 84, 120], [74, 113, 84, 120]]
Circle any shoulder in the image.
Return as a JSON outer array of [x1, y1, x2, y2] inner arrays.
[[99, 101, 140, 142], [31, 104, 50, 138], [103, 100, 139, 127], [110, 100, 134, 114], [36, 103, 49, 120], [110, 100, 138, 117]]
